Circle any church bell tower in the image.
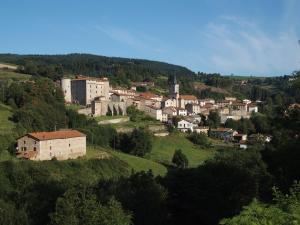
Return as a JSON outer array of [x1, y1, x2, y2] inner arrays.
[[170, 75, 179, 100]]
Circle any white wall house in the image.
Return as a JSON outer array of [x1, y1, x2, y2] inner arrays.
[[177, 108, 187, 116], [17, 130, 86, 161], [177, 119, 197, 132]]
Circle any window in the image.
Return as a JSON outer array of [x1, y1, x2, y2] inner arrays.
[[24, 140, 26, 144], [34, 147, 36, 151], [69, 143, 71, 147], [34, 141, 37, 144], [50, 146, 52, 150]]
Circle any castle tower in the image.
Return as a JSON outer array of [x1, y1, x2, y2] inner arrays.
[[61, 78, 72, 103], [170, 75, 179, 100]]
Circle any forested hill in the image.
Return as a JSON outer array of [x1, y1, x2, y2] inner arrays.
[[0, 53, 195, 82]]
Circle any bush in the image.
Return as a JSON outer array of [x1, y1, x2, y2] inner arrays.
[[188, 132, 211, 148], [172, 149, 188, 169]]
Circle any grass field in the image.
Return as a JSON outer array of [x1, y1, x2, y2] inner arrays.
[[110, 119, 163, 129], [0, 70, 31, 80], [0, 103, 15, 134], [149, 133, 215, 167], [87, 147, 167, 176]]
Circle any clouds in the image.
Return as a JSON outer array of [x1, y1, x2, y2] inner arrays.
[[94, 25, 167, 54], [197, 15, 300, 75]]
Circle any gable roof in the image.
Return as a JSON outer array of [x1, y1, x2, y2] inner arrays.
[[25, 130, 86, 141]]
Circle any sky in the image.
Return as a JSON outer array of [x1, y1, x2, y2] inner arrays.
[[0, 0, 300, 76]]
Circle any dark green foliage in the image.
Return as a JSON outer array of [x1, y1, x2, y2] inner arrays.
[[0, 158, 129, 225], [262, 137, 300, 191], [96, 171, 168, 225], [206, 111, 221, 128], [0, 54, 195, 85], [225, 118, 256, 134], [221, 182, 300, 225], [5, 78, 66, 133], [165, 150, 271, 225], [188, 132, 211, 147], [66, 109, 117, 147], [117, 128, 153, 157], [50, 188, 132, 225], [172, 149, 189, 169]]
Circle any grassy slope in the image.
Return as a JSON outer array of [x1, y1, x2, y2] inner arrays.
[[87, 147, 167, 176], [0, 103, 15, 134], [0, 70, 31, 80], [149, 133, 215, 167]]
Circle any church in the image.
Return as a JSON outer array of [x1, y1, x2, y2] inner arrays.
[[162, 75, 198, 108]]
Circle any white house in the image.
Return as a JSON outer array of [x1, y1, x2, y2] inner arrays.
[[177, 108, 187, 116], [177, 119, 197, 132]]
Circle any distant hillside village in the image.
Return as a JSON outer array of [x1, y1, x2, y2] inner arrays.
[[58, 75, 263, 149], [61, 75, 258, 123]]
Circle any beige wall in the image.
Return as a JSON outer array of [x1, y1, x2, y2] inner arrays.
[[86, 80, 109, 105], [17, 136, 86, 161]]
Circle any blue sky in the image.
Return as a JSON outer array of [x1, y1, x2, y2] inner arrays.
[[0, 0, 299, 76]]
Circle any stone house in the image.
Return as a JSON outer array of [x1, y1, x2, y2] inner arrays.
[[16, 130, 86, 161]]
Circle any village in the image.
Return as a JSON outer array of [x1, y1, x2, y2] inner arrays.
[[13, 73, 269, 161]]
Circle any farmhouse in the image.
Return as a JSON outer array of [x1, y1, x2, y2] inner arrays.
[[17, 130, 86, 161]]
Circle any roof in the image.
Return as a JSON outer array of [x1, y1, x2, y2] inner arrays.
[[73, 75, 108, 82], [25, 130, 86, 141], [234, 133, 247, 137], [210, 127, 234, 132], [163, 106, 177, 112], [179, 95, 197, 100], [139, 92, 159, 100]]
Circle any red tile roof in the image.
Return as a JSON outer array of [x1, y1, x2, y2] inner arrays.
[[179, 95, 197, 100], [27, 130, 86, 141], [139, 92, 159, 100]]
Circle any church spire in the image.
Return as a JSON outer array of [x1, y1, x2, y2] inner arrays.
[[173, 75, 177, 84]]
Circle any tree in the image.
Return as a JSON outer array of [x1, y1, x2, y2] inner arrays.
[[220, 182, 300, 225], [97, 171, 168, 225], [129, 128, 152, 157], [206, 111, 221, 128], [188, 132, 211, 147], [166, 150, 271, 225], [50, 188, 132, 225], [172, 149, 189, 169]]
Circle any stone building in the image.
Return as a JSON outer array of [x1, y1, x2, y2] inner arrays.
[[16, 130, 86, 161], [61, 75, 110, 106]]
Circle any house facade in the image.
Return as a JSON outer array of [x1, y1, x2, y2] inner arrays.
[[17, 130, 86, 161]]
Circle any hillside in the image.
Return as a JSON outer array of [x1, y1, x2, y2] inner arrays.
[[0, 70, 31, 80], [0, 103, 15, 134], [0, 53, 195, 82], [149, 133, 215, 167]]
